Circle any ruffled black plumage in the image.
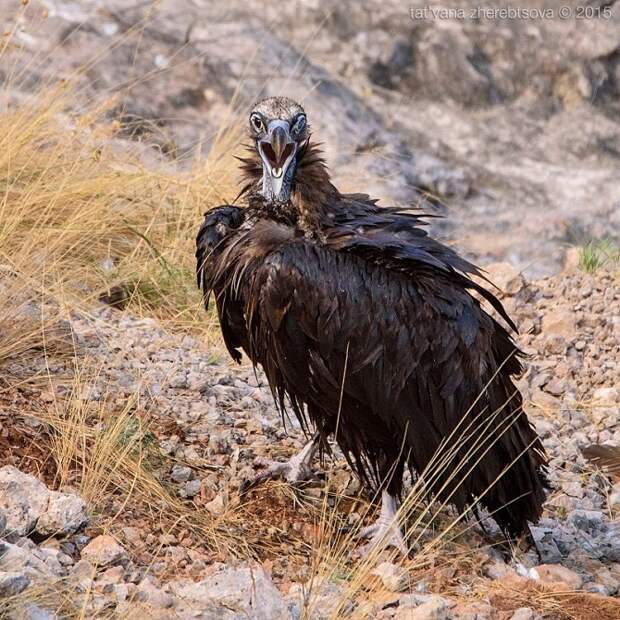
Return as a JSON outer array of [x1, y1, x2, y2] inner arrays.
[[196, 139, 548, 537]]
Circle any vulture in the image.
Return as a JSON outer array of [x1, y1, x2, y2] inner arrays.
[[196, 96, 548, 551]]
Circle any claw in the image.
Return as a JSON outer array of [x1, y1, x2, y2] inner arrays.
[[240, 433, 320, 494], [357, 491, 408, 555]]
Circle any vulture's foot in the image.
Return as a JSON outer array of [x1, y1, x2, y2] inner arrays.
[[357, 491, 408, 555], [240, 433, 320, 494]]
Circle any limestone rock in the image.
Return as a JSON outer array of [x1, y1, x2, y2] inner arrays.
[[451, 600, 493, 619], [286, 576, 342, 619], [609, 481, 620, 510], [37, 492, 88, 536], [0, 467, 50, 536], [204, 494, 226, 517], [0, 570, 30, 596], [372, 561, 409, 592], [180, 479, 201, 498], [396, 594, 451, 620], [486, 262, 526, 297], [18, 604, 58, 620], [532, 564, 583, 589], [0, 467, 88, 538], [0, 540, 60, 581], [511, 608, 542, 620], [81, 535, 129, 568], [592, 387, 619, 406], [169, 563, 289, 620], [170, 465, 193, 483], [136, 576, 175, 608]]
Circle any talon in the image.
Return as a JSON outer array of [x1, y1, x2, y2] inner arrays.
[[356, 491, 408, 555], [240, 433, 320, 495]]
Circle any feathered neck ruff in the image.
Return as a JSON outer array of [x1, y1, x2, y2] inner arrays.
[[237, 139, 339, 234]]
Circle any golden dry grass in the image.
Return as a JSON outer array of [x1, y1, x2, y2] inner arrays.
[[488, 575, 620, 620], [0, 80, 245, 354]]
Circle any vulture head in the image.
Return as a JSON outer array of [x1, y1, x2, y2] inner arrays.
[[249, 96, 308, 203]]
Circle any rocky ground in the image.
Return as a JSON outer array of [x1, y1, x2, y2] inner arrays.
[[0, 262, 619, 619]]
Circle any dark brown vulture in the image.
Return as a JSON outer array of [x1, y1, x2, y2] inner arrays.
[[196, 96, 548, 551]]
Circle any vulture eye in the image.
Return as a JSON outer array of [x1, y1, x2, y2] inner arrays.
[[250, 113, 264, 133], [292, 114, 306, 134]]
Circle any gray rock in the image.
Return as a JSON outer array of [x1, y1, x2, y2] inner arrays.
[[372, 561, 409, 592], [510, 609, 542, 620], [0, 467, 88, 538], [529, 525, 563, 563], [16, 604, 58, 620], [287, 576, 349, 619], [171, 465, 193, 483], [37, 492, 88, 536], [568, 510, 604, 532], [528, 513, 620, 563], [0, 540, 59, 580], [483, 560, 516, 580], [396, 594, 451, 619], [70, 559, 96, 593], [170, 372, 188, 389], [181, 479, 201, 498], [0, 570, 30, 596], [73, 535, 91, 551], [0, 467, 49, 536], [170, 563, 289, 620], [136, 576, 175, 608], [113, 582, 133, 602], [592, 568, 620, 596], [187, 371, 204, 391], [585, 582, 612, 596]]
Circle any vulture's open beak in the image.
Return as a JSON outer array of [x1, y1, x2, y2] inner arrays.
[[258, 120, 297, 199]]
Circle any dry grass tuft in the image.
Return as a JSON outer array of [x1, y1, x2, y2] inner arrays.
[[0, 82, 243, 360], [21, 361, 273, 562], [0, 65, 257, 614]]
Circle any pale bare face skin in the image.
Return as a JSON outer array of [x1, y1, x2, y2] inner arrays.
[[249, 97, 308, 202]]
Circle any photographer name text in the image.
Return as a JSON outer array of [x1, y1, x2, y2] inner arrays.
[[410, 5, 613, 20]]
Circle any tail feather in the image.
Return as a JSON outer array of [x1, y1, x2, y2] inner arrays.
[[484, 377, 548, 537], [450, 375, 549, 538]]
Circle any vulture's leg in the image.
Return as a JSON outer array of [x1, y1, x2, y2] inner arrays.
[[357, 491, 408, 554], [240, 432, 321, 493]]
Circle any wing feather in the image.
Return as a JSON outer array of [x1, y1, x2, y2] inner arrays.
[[209, 224, 546, 534], [197, 200, 547, 536]]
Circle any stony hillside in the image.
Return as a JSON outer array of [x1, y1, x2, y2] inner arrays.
[[0, 1, 619, 619]]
